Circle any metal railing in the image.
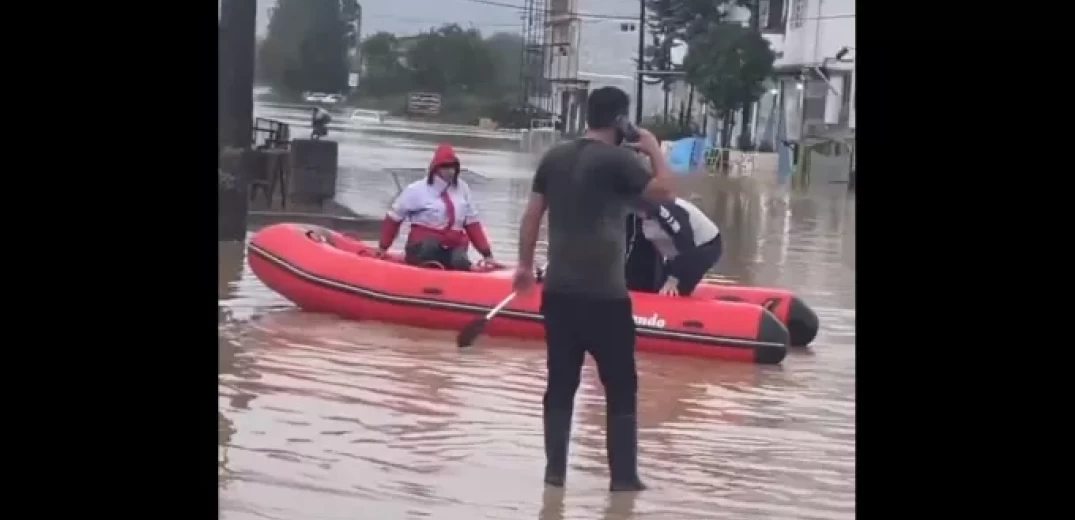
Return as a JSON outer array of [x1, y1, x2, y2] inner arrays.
[[705, 148, 758, 178], [252, 117, 290, 149]]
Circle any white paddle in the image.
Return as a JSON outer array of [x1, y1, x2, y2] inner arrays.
[[456, 262, 547, 349]]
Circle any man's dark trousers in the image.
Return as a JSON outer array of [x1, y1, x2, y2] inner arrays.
[[540, 290, 646, 491]]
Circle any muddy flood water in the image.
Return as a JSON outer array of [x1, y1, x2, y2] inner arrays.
[[219, 125, 856, 520]]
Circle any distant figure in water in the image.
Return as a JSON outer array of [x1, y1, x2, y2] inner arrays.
[[376, 143, 499, 271], [311, 107, 331, 139]]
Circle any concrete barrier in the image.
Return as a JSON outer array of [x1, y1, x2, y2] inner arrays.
[[289, 139, 339, 207]]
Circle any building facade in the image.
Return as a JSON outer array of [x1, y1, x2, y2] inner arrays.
[[523, 0, 674, 132], [530, 0, 854, 146], [757, 0, 856, 143]]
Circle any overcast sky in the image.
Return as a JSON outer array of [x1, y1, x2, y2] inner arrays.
[[255, 0, 527, 38]]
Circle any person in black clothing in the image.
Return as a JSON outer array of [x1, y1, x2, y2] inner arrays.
[[513, 87, 675, 492], [625, 197, 723, 297], [311, 107, 331, 139]]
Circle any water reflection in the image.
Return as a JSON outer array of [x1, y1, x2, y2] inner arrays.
[[219, 241, 246, 323], [537, 487, 638, 520], [219, 141, 855, 519]]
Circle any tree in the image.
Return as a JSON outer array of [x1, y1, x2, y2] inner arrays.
[[484, 32, 525, 95], [682, 19, 775, 169], [643, 0, 683, 123], [667, 0, 728, 40], [257, 0, 351, 95], [645, 0, 753, 127], [356, 26, 521, 104], [670, 0, 767, 147], [348, 25, 530, 124], [340, 0, 361, 49], [359, 32, 409, 96], [406, 24, 497, 94]]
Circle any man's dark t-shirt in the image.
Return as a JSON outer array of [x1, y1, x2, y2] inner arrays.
[[532, 138, 653, 299]]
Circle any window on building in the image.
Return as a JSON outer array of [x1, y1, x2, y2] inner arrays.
[[765, 0, 791, 31], [802, 78, 827, 131], [759, 1, 770, 30], [764, 0, 786, 32], [790, 0, 807, 29], [840, 72, 852, 125]]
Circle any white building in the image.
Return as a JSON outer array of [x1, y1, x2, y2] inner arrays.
[[533, 0, 674, 132], [756, 0, 856, 143], [538, 0, 854, 144]]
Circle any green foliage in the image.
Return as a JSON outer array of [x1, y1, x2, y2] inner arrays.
[[358, 27, 523, 99], [359, 32, 410, 96], [645, 0, 773, 129], [406, 24, 498, 94], [353, 24, 527, 124], [642, 0, 682, 90], [258, 1, 528, 125], [683, 21, 775, 117], [484, 32, 525, 94], [258, 0, 352, 95], [340, 0, 361, 47], [664, 0, 730, 41], [672, 1, 775, 149]]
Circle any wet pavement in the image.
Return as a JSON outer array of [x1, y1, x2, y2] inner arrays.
[[219, 121, 856, 519], [255, 104, 525, 145]]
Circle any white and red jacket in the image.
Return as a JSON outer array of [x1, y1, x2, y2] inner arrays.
[[378, 143, 493, 256]]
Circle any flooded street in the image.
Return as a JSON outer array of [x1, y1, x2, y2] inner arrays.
[[220, 118, 856, 519]]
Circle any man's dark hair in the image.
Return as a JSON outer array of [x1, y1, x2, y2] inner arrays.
[[586, 87, 630, 129]]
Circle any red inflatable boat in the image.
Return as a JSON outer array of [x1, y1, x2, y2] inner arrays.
[[247, 223, 818, 364]]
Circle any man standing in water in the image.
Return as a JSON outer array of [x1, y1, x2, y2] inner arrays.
[[513, 86, 675, 491]]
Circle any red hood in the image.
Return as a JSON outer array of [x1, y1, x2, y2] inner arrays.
[[428, 143, 460, 171]]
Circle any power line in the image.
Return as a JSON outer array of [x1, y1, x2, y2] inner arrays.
[[368, 13, 520, 28], [457, 0, 636, 21], [456, 0, 854, 24]]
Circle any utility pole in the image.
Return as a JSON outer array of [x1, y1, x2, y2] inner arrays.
[[219, 0, 256, 150], [634, 0, 645, 123], [738, 0, 761, 149], [347, 3, 363, 96], [218, 0, 257, 241]]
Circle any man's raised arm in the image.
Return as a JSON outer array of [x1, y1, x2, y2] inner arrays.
[[517, 156, 551, 271]]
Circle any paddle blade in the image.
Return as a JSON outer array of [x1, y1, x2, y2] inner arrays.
[[456, 318, 489, 348]]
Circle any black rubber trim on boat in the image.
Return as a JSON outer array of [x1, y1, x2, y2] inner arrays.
[[787, 296, 820, 347], [422, 287, 443, 295], [755, 309, 790, 365], [247, 243, 789, 359], [682, 320, 704, 329]]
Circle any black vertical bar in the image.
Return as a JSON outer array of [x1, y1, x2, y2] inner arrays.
[[634, 0, 645, 123], [219, 0, 256, 149]]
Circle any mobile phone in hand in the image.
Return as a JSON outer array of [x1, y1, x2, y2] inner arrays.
[[615, 115, 640, 144]]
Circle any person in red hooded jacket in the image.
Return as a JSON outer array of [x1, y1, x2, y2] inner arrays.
[[376, 143, 498, 270]]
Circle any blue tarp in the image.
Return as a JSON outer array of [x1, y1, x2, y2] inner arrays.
[[667, 137, 707, 174]]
